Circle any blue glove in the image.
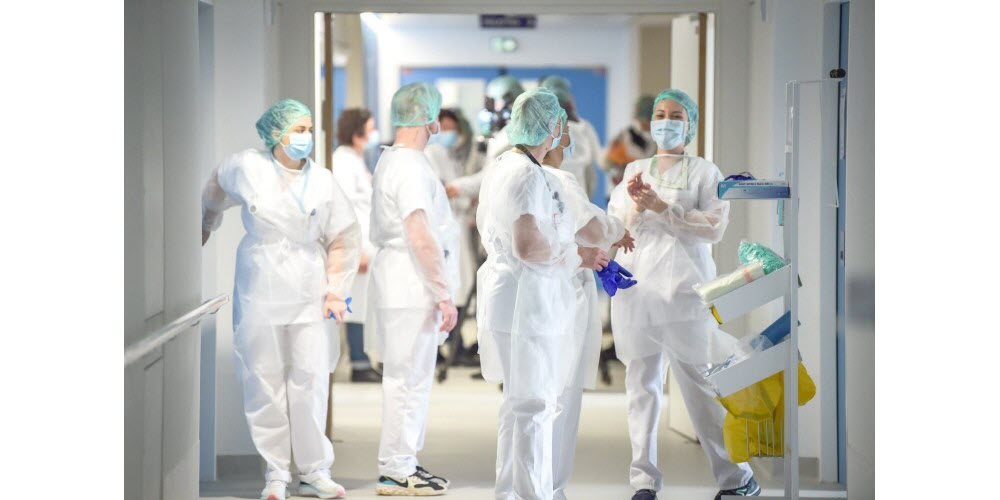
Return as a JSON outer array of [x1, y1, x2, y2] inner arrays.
[[597, 260, 637, 297], [328, 296, 354, 320]]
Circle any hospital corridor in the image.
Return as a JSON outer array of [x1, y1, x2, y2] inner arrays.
[[117, 1, 887, 499]]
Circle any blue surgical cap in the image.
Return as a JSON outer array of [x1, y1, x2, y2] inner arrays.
[[256, 99, 312, 149], [507, 88, 564, 147], [485, 75, 525, 101], [653, 88, 699, 145], [539, 75, 572, 94], [391, 82, 442, 127]]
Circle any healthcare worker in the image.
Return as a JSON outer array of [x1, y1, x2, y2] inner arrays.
[[538, 76, 604, 200], [607, 89, 759, 500], [539, 116, 635, 500], [201, 99, 359, 500], [425, 108, 478, 364], [444, 75, 525, 200], [476, 88, 607, 500], [331, 108, 381, 383], [367, 82, 459, 496]]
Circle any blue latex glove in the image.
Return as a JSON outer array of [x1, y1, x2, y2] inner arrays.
[[597, 260, 637, 297], [327, 296, 354, 320]]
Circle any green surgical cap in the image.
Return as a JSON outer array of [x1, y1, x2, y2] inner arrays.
[[539, 75, 571, 94], [507, 87, 563, 147], [391, 82, 442, 127], [256, 98, 312, 149], [635, 95, 655, 120], [485, 75, 525, 101], [653, 88, 699, 145]]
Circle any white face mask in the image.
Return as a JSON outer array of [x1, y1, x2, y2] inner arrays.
[[650, 118, 686, 150]]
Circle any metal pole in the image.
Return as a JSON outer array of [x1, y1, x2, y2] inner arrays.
[[783, 81, 801, 500]]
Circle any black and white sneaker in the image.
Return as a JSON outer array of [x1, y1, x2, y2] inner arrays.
[[715, 477, 761, 500], [415, 466, 449, 487], [375, 473, 446, 496], [631, 489, 657, 500]]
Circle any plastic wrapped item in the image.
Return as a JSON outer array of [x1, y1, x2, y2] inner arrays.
[[705, 312, 791, 377], [693, 262, 765, 303], [738, 239, 787, 275], [720, 362, 816, 463]]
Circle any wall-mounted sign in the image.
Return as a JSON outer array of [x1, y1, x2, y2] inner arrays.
[[480, 15, 537, 29]]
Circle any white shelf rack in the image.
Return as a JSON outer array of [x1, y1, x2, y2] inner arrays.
[[716, 80, 844, 500]]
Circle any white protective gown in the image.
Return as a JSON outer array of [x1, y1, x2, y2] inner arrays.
[[331, 145, 376, 322], [201, 148, 360, 484], [449, 125, 510, 199], [559, 120, 600, 201], [542, 165, 625, 500], [476, 150, 581, 500], [425, 143, 476, 307], [607, 155, 737, 365], [607, 154, 752, 493], [366, 145, 460, 479]]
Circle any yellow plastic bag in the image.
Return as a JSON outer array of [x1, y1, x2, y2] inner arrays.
[[721, 363, 816, 463]]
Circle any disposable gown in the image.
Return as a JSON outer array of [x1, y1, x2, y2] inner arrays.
[[331, 145, 376, 322], [476, 150, 581, 401], [364, 145, 461, 363], [425, 143, 476, 307], [558, 120, 601, 199], [202, 149, 360, 370], [607, 155, 735, 365]]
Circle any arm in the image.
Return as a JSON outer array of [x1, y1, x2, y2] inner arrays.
[[403, 210, 452, 304], [639, 169, 731, 244], [201, 165, 239, 234], [322, 177, 362, 322]]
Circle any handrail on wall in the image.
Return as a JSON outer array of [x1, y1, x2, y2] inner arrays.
[[124, 294, 230, 367]]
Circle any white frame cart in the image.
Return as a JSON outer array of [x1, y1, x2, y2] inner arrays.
[[711, 80, 841, 500]]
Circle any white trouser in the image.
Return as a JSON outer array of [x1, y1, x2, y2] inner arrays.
[[234, 322, 334, 483], [496, 384, 583, 500], [624, 351, 753, 491], [494, 331, 561, 500], [378, 308, 440, 478]]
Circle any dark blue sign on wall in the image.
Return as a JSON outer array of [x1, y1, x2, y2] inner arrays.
[[480, 15, 537, 29]]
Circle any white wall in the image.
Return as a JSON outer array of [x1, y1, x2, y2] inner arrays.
[[207, 0, 282, 458], [371, 16, 636, 146], [124, 0, 205, 496], [670, 14, 700, 157], [743, 0, 840, 468]]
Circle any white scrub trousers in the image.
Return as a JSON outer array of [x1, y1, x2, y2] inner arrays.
[[377, 308, 440, 479], [234, 322, 334, 484], [624, 351, 753, 492], [494, 331, 564, 500]]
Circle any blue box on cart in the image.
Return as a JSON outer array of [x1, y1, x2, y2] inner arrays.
[[717, 180, 790, 200]]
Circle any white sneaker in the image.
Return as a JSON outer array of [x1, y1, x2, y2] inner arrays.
[[298, 476, 347, 499], [261, 480, 287, 500]]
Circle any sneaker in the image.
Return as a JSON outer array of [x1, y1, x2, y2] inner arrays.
[[375, 473, 446, 496], [351, 367, 382, 383], [298, 476, 347, 499], [415, 465, 449, 487], [715, 477, 761, 500], [631, 489, 657, 500], [260, 480, 287, 500]]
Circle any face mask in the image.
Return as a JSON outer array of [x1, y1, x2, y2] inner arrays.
[[429, 130, 459, 149], [366, 129, 381, 149], [548, 122, 564, 152], [283, 132, 313, 160], [425, 120, 440, 139], [650, 119, 686, 150], [560, 138, 576, 160]]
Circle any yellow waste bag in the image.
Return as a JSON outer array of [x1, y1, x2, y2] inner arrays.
[[721, 363, 816, 463]]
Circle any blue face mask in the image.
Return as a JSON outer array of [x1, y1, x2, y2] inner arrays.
[[283, 132, 313, 160], [560, 138, 576, 160], [428, 130, 459, 149], [366, 129, 381, 149], [650, 119, 686, 150]]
